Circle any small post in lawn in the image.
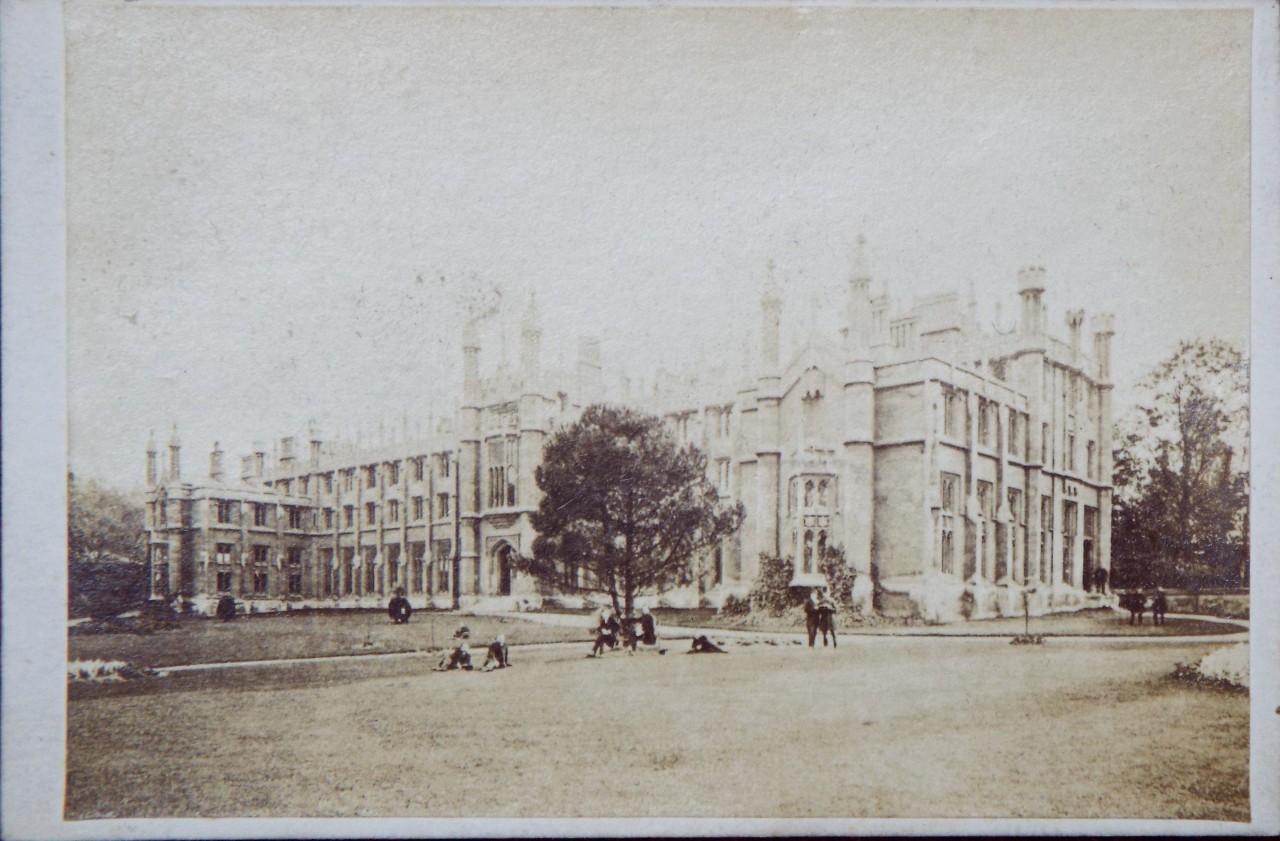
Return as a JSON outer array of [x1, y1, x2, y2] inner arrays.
[[1012, 585, 1042, 645]]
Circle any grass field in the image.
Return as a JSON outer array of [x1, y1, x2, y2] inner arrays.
[[68, 611, 591, 669], [65, 636, 1248, 820]]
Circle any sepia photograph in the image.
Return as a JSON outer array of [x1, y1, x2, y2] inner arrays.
[[3, 0, 1279, 836]]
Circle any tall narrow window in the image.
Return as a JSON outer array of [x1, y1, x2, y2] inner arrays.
[[1040, 498, 1055, 582], [940, 473, 959, 575]]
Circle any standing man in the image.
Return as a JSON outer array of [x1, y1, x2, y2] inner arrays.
[[804, 588, 820, 648], [817, 588, 838, 649], [1093, 566, 1108, 595], [1151, 588, 1168, 626]]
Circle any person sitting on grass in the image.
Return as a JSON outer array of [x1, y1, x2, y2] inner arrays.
[[435, 641, 472, 671], [637, 606, 660, 648], [480, 635, 511, 671], [387, 588, 412, 624], [590, 608, 621, 657], [688, 635, 727, 654]]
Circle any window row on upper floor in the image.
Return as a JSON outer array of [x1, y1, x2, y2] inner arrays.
[[269, 453, 454, 498]]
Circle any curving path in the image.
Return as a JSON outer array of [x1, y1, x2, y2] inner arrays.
[[149, 609, 1246, 674]]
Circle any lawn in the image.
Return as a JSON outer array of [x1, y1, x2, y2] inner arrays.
[[65, 637, 1248, 821], [68, 610, 590, 669]]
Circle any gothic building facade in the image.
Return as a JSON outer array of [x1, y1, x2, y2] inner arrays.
[[145, 259, 1115, 620]]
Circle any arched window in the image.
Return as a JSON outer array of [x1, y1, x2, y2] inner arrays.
[[817, 530, 828, 562], [804, 481, 815, 508], [803, 530, 815, 573], [818, 480, 828, 507]]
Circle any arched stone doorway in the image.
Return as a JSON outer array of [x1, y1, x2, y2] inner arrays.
[[494, 543, 514, 596]]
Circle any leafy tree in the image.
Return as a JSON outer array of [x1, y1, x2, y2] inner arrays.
[[67, 473, 148, 618], [521, 405, 744, 616], [1111, 340, 1248, 590], [68, 472, 146, 564]]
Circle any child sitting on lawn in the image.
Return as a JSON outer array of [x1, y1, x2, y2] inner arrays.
[[435, 641, 472, 671], [480, 635, 511, 671]]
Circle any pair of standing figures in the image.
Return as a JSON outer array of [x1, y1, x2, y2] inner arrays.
[[804, 588, 838, 648]]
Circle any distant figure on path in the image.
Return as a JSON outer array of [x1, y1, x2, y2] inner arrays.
[[388, 588, 412, 624], [481, 635, 511, 671], [590, 608, 621, 657], [1150, 588, 1168, 626], [452, 623, 471, 640], [1093, 566, 1108, 595], [1121, 591, 1147, 625], [435, 641, 473, 671], [817, 589, 838, 649], [804, 589, 821, 648], [216, 595, 237, 622], [688, 635, 727, 654]]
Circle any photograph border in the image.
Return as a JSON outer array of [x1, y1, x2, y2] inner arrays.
[[4, 0, 1278, 837]]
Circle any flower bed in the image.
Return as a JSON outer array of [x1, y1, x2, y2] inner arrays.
[[67, 659, 158, 683], [1173, 643, 1248, 692]]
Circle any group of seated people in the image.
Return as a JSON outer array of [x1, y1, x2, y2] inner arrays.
[[590, 606, 662, 657], [435, 624, 513, 672]]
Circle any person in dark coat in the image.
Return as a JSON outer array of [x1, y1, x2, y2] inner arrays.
[[481, 635, 511, 671], [1150, 588, 1168, 626], [1121, 591, 1147, 625], [216, 594, 237, 622], [688, 635, 727, 654], [1093, 566, 1108, 595], [638, 607, 658, 646], [387, 588, 412, 624], [804, 588, 821, 648], [817, 588, 838, 648], [590, 609, 621, 657]]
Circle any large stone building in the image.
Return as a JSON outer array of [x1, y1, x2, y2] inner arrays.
[[145, 257, 1115, 620]]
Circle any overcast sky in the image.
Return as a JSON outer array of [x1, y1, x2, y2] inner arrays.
[[65, 3, 1251, 489]]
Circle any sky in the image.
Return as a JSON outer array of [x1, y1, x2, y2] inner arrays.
[[64, 3, 1252, 489]]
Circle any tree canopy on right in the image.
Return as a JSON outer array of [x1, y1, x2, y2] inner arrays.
[[1111, 339, 1248, 590]]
